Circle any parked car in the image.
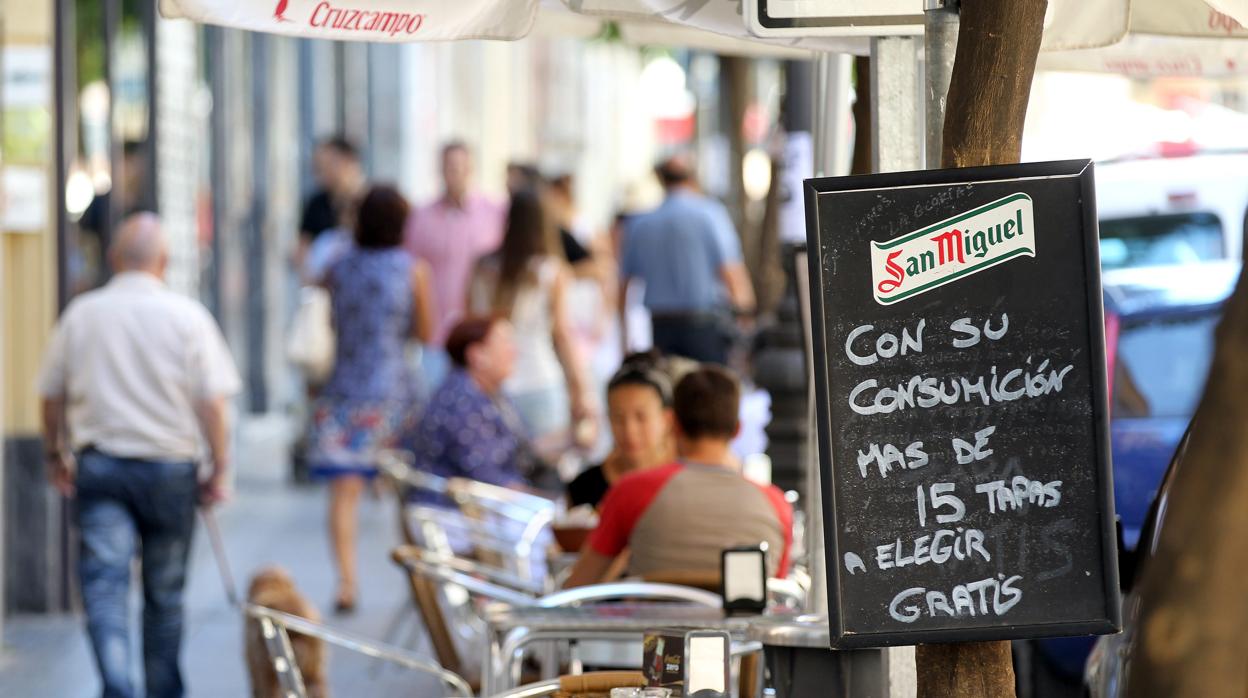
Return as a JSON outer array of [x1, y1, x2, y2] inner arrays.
[[1016, 261, 1240, 697], [1096, 152, 1248, 269]]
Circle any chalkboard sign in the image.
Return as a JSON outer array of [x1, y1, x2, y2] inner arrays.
[[804, 160, 1121, 648]]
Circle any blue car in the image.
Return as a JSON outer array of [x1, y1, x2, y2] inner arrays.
[[1020, 261, 1240, 695]]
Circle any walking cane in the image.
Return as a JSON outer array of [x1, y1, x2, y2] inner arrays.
[[199, 506, 240, 607]]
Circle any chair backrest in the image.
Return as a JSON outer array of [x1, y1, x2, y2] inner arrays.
[[377, 449, 447, 548], [537, 582, 723, 608], [377, 449, 451, 495], [392, 544, 549, 686], [641, 570, 809, 611], [396, 546, 543, 600], [389, 547, 467, 677], [245, 603, 473, 698], [381, 452, 555, 584], [447, 477, 555, 515], [448, 477, 556, 581]]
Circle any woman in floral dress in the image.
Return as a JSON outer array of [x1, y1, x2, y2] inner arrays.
[[307, 184, 433, 611]]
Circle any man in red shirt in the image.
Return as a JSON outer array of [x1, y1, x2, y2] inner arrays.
[[565, 366, 792, 587]]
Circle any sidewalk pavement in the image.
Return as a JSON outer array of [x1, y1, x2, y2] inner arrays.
[[0, 414, 446, 696]]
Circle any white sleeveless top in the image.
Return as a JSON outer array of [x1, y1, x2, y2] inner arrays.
[[469, 256, 565, 394]]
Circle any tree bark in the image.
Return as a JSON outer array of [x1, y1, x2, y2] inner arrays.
[[1124, 227, 1248, 693], [916, 642, 1016, 698], [941, 0, 1047, 169], [850, 56, 872, 176], [918, 1, 1047, 695], [720, 54, 752, 247]]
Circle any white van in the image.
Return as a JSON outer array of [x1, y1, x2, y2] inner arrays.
[[1095, 152, 1248, 269]]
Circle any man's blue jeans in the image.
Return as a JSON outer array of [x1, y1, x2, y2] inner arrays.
[[76, 449, 198, 698]]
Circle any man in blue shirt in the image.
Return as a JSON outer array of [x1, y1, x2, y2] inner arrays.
[[620, 156, 756, 363]]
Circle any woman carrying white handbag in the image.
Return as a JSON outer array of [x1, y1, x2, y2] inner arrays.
[[301, 185, 434, 612]]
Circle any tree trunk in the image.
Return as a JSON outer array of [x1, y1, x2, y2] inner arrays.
[[941, 0, 1047, 169], [1124, 219, 1248, 693], [850, 56, 872, 176], [917, 1, 1047, 695], [720, 54, 752, 249], [916, 642, 1016, 698]]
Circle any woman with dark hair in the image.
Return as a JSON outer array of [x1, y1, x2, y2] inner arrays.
[[405, 316, 537, 491], [468, 188, 592, 449], [307, 184, 434, 612], [566, 354, 676, 510]]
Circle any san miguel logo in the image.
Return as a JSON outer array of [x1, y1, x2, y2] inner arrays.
[[871, 193, 1036, 305], [274, 0, 426, 37]]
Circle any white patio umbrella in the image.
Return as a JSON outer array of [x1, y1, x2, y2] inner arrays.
[[1039, 0, 1248, 76], [156, 0, 859, 56]]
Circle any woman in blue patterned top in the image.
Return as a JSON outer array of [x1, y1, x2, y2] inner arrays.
[[405, 316, 538, 495], [307, 184, 434, 612]]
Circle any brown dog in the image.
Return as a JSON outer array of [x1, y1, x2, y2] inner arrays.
[[245, 567, 328, 698]]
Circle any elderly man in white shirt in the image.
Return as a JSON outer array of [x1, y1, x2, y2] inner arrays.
[[38, 213, 240, 698]]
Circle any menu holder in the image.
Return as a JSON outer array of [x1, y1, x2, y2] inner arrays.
[[642, 630, 731, 698], [720, 546, 768, 616]]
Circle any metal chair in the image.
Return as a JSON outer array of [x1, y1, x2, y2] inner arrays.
[[245, 603, 473, 698], [393, 546, 728, 690], [446, 477, 557, 584], [378, 450, 556, 585], [389, 546, 520, 689]]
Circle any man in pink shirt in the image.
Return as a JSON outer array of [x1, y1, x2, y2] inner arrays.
[[405, 141, 505, 386]]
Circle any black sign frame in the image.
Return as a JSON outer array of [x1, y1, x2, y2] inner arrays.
[[805, 159, 1121, 649]]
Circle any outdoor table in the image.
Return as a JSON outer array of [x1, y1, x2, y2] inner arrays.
[[746, 614, 889, 697], [481, 602, 768, 694]]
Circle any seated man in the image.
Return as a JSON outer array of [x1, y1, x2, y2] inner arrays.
[[565, 366, 792, 587]]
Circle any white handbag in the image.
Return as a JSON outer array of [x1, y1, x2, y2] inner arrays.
[[287, 286, 335, 384]]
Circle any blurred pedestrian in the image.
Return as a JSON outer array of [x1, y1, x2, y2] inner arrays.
[[77, 140, 148, 289], [302, 194, 359, 286], [296, 136, 365, 275], [38, 213, 241, 698], [619, 155, 756, 363], [467, 188, 593, 449], [307, 185, 434, 612], [545, 172, 595, 272], [404, 316, 539, 496], [405, 141, 505, 388], [566, 354, 674, 510], [547, 172, 619, 407], [506, 161, 542, 196]]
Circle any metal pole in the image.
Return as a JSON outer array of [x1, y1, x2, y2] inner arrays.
[[206, 26, 225, 319], [102, 0, 120, 272], [808, 50, 901, 698], [869, 35, 923, 697], [141, 0, 158, 212], [247, 34, 270, 413], [924, 0, 960, 168], [812, 53, 852, 178], [54, 0, 75, 310], [808, 52, 854, 618], [52, 0, 81, 617], [869, 37, 922, 173]]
